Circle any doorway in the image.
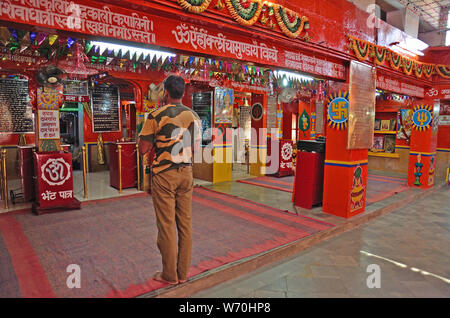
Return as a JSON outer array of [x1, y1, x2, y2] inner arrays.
[[232, 91, 252, 180], [60, 102, 83, 170]]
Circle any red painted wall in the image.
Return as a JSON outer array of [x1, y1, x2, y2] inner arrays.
[[437, 126, 450, 149]]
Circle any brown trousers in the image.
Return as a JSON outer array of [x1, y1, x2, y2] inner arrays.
[[151, 165, 193, 283]]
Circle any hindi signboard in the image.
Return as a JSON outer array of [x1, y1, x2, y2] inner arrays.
[[91, 85, 120, 133], [376, 73, 424, 98], [0, 78, 33, 133], [63, 80, 89, 96], [192, 92, 213, 145], [38, 110, 60, 139], [348, 61, 376, 150]]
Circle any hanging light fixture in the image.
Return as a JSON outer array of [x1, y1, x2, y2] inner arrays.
[[273, 70, 314, 82], [89, 41, 175, 61]]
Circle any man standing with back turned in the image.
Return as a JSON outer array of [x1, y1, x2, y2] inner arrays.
[[139, 75, 201, 285]]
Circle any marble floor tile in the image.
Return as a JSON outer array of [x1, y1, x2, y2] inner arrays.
[[191, 187, 450, 298]]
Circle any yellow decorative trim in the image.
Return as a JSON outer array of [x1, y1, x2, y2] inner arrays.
[[374, 130, 397, 135], [325, 159, 368, 165], [368, 151, 400, 158]]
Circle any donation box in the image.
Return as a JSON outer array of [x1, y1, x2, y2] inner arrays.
[[33, 151, 80, 214], [293, 140, 326, 209], [278, 140, 294, 177], [109, 142, 137, 190], [267, 139, 294, 177]]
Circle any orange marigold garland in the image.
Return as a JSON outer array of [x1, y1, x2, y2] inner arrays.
[[436, 65, 450, 79], [373, 45, 387, 65], [414, 62, 423, 78], [273, 4, 308, 38], [402, 57, 413, 76], [389, 51, 402, 71], [347, 35, 450, 79], [423, 64, 434, 78], [225, 0, 263, 27], [178, 0, 212, 13], [350, 37, 372, 61]]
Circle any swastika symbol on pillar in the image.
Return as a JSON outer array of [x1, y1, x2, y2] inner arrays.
[[331, 101, 348, 121]]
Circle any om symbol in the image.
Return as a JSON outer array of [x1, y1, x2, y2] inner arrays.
[[281, 143, 293, 161], [41, 158, 71, 186]]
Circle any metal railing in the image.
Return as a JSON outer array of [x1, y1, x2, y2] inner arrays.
[[0, 148, 8, 209]]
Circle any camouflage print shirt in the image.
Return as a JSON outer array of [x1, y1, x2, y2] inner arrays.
[[139, 103, 201, 175]]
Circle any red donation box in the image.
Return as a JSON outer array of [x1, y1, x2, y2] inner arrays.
[[267, 139, 294, 177], [33, 152, 80, 214], [109, 142, 137, 190], [293, 140, 326, 209], [278, 140, 294, 177]]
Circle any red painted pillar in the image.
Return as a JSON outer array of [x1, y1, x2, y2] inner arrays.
[[250, 93, 267, 176], [407, 103, 439, 188], [322, 91, 368, 219], [282, 103, 293, 140]]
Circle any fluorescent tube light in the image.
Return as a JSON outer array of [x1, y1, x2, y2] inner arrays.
[[90, 41, 176, 60], [274, 70, 314, 82]]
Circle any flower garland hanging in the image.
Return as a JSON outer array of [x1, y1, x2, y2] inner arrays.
[[348, 35, 450, 79], [373, 45, 387, 65], [402, 57, 413, 76], [389, 51, 402, 71], [414, 62, 423, 78], [273, 4, 308, 38], [177, 0, 212, 13], [436, 65, 450, 79], [423, 64, 434, 78], [224, 0, 263, 27], [350, 37, 372, 61]]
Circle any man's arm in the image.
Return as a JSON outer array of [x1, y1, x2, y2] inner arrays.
[[138, 115, 157, 155], [191, 116, 202, 159], [138, 138, 153, 156]]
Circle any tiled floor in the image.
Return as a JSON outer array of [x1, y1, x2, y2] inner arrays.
[[192, 187, 450, 298]]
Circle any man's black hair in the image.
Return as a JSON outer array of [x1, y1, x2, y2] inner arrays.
[[164, 75, 185, 99]]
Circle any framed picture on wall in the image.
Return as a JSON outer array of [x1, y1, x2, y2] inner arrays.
[[389, 119, 397, 131], [384, 135, 396, 153], [373, 135, 385, 151], [374, 119, 381, 131], [380, 120, 390, 131]]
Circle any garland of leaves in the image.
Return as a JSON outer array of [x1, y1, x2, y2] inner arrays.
[[389, 51, 402, 71], [436, 65, 450, 79], [402, 57, 413, 76], [225, 0, 263, 26], [348, 35, 450, 80], [423, 64, 434, 78], [273, 4, 308, 38], [350, 37, 372, 61], [177, 0, 212, 13], [373, 45, 387, 65], [414, 62, 423, 78]]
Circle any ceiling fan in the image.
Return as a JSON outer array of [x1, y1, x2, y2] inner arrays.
[[278, 88, 297, 104], [36, 65, 65, 87]]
